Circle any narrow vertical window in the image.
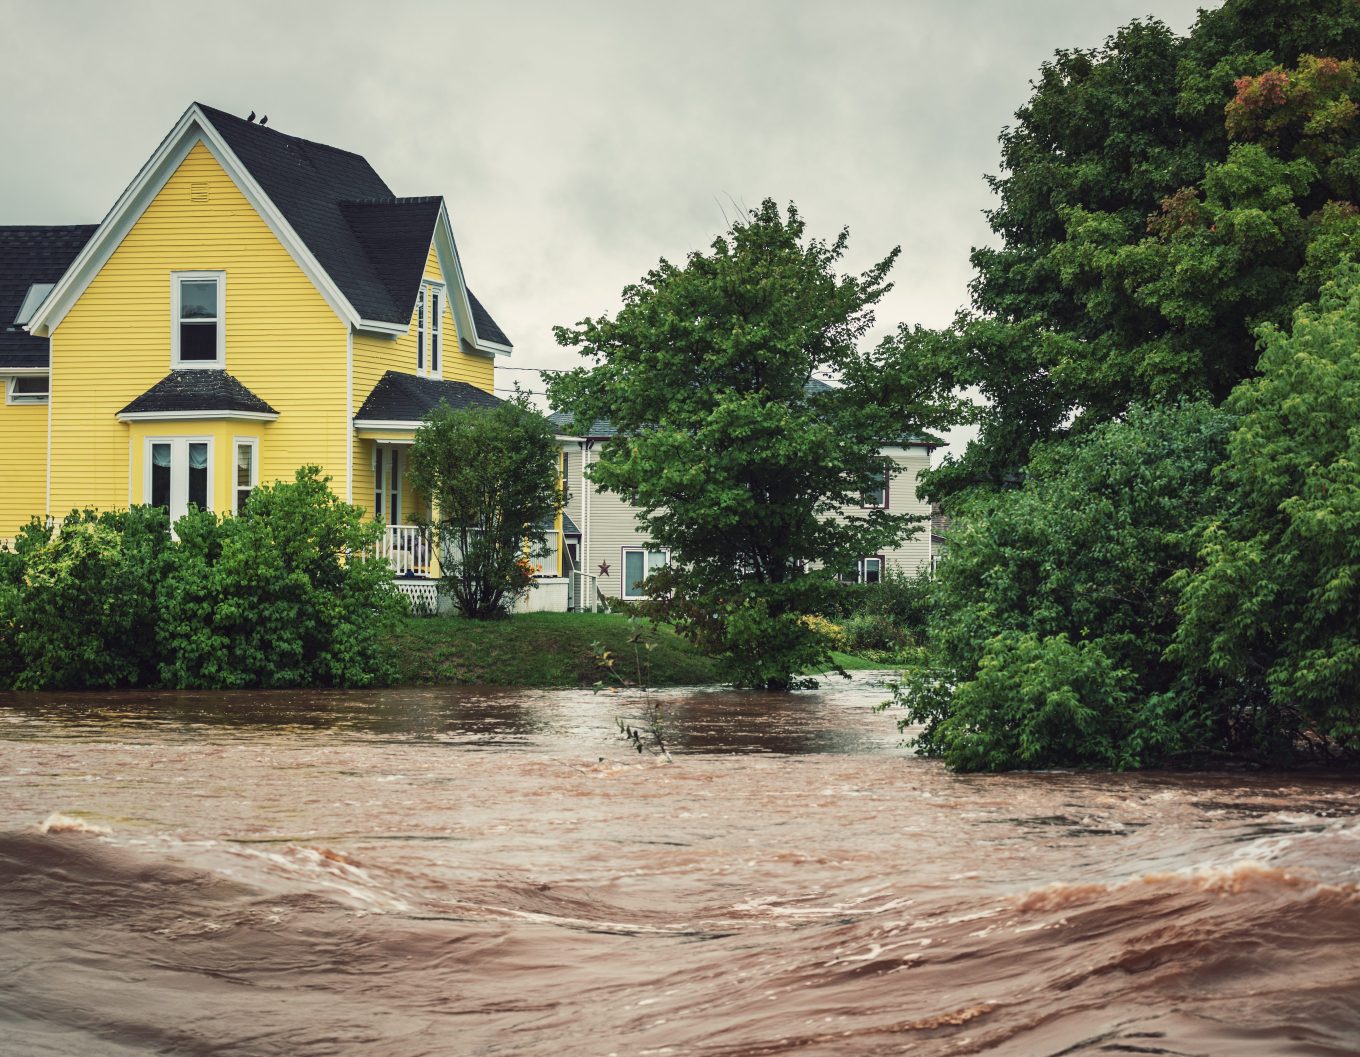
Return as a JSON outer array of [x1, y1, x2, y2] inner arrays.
[[175, 274, 222, 365], [187, 442, 209, 510], [374, 448, 384, 517], [389, 449, 401, 524], [151, 443, 172, 509], [416, 288, 426, 371], [235, 441, 257, 514], [429, 288, 441, 375]]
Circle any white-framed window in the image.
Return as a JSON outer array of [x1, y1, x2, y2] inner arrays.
[[416, 287, 426, 372], [416, 281, 444, 377], [859, 556, 884, 584], [6, 376, 49, 404], [172, 272, 225, 367], [146, 436, 213, 523], [622, 546, 668, 599], [862, 462, 889, 508], [234, 437, 259, 514], [374, 446, 401, 525]]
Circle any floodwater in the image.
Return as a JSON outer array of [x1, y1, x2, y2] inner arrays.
[[1, 676, 1358, 1057]]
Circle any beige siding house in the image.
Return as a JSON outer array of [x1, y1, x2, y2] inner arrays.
[[550, 409, 937, 608]]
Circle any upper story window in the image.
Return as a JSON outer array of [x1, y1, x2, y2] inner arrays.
[[863, 462, 889, 508], [7, 376, 49, 404], [173, 272, 224, 367], [416, 282, 444, 377]]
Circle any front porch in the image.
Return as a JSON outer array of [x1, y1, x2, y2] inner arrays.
[[371, 524, 591, 615]]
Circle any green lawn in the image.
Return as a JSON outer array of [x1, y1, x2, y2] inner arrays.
[[387, 612, 886, 687], [388, 612, 723, 687]]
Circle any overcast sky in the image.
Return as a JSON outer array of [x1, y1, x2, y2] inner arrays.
[[1, 0, 1213, 457]]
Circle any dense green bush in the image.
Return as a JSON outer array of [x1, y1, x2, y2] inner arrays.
[[893, 402, 1233, 770], [0, 468, 400, 691], [1173, 268, 1360, 758], [158, 468, 403, 689], [823, 568, 932, 657], [0, 507, 171, 690]]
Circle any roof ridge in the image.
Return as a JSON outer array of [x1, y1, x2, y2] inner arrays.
[[194, 102, 372, 165], [339, 195, 443, 207]]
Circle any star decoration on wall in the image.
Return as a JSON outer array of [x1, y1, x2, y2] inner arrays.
[[598, 561, 611, 576]]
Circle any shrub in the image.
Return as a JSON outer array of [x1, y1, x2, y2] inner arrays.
[[3, 507, 172, 690], [158, 467, 403, 689]]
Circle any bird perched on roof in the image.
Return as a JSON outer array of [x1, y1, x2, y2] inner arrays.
[[247, 111, 255, 122], [260, 115, 268, 127]]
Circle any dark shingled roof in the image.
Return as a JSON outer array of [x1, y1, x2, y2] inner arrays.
[[354, 370, 503, 423], [0, 225, 97, 369], [562, 512, 580, 536], [547, 411, 619, 438], [197, 104, 511, 346], [118, 370, 278, 417]]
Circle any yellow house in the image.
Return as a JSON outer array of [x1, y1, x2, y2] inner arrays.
[[2, 103, 513, 609]]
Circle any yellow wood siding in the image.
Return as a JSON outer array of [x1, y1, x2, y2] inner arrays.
[[350, 242, 495, 520], [49, 141, 348, 516], [0, 400, 48, 534]]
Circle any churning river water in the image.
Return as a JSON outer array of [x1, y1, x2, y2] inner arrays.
[[1, 675, 1358, 1056]]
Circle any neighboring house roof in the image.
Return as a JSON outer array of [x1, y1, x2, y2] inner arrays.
[[354, 369, 503, 425], [930, 502, 951, 543], [116, 370, 279, 419], [22, 104, 511, 354], [548, 411, 620, 438], [562, 513, 580, 535], [0, 225, 97, 370]]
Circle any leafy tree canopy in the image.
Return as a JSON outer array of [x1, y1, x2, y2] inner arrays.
[[548, 199, 958, 688], [1173, 265, 1360, 756], [929, 0, 1360, 499], [407, 393, 564, 619]]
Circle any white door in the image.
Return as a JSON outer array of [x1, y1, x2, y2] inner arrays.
[[147, 437, 213, 522]]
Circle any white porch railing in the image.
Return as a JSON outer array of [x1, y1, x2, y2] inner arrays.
[[569, 571, 600, 612], [374, 525, 432, 578]]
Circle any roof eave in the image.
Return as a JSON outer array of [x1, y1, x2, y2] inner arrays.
[[116, 409, 279, 422], [28, 103, 362, 337]]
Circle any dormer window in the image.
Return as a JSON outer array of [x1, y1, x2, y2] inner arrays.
[[173, 272, 224, 367], [416, 282, 443, 377]]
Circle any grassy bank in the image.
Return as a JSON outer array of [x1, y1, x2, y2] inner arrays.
[[388, 613, 889, 687], [389, 612, 723, 687]]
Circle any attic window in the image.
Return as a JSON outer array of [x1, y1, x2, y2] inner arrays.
[[13, 283, 54, 327], [417, 281, 444, 377], [173, 272, 224, 367]]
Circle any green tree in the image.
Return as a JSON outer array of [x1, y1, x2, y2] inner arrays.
[[895, 402, 1233, 770], [1173, 267, 1360, 759], [926, 0, 1360, 500], [548, 199, 956, 689], [406, 394, 564, 619]]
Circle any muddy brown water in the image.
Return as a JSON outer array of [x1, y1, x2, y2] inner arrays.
[[1, 675, 1358, 1056]]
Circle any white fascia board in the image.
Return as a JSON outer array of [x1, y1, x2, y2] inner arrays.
[[432, 201, 514, 360], [27, 104, 360, 336], [0, 367, 50, 377], [116, 409, 279, 423], [356, 318, 409, 337], [352, 419, 422, 431]]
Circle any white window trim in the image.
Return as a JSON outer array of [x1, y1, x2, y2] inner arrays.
[[6, 376, 49, 404], [428, 282, 443, 378], [416, 280, 446, 379], [171, 271, 226, 368], [859, 556, 885, 584], [233, 436, 259, 515], [144, 435, 215, 516], [621, 546, 669, 600]]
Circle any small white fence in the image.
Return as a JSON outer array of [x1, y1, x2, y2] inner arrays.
[[374, 525, 432, 578]]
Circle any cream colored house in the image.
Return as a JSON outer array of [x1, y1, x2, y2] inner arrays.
[[549, 398, 938, 608]]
